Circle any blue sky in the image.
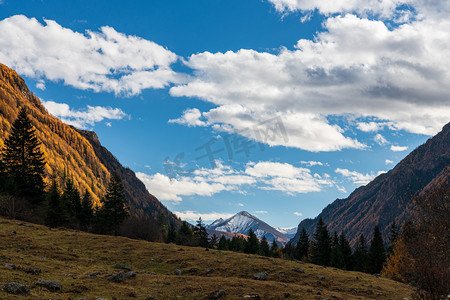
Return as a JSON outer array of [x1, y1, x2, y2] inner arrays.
[[0, 0, 449, 228]]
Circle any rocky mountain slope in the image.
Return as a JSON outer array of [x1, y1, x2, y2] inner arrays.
[[0, 63, 179, 225], [290, 122, 450, 247], [207, 211, 294, 245]]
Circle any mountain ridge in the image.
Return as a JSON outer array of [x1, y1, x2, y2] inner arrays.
[[290, 122, 450, 246], [207, 211, 296, 245], [0, 62, 180, 227]]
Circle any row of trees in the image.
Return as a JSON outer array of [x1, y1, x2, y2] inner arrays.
[[0, 108, 129, 235], [283, 218, 392, 274], [170, 215, 393, 276]]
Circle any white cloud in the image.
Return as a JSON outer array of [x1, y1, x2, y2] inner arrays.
[[174, 211, 234, 222], [391, 145, 408, 152], [335, 168, 386, 185], [385, 159, 394, 165], [300, 160, 324, 167], [36, 80, 46, 90], [169, 12, 450, 150], [42, 100, 126, 129], [266, 0, 450, 22], [0, 15, 180, 96], [255, 210, 268, 214], [245, 161, 333, 194], [238, 203, 244, 207], [267, 0, 412, 18], [374, 133, 389, 146], [168, 108, 207, 127], [293, 212, 303, 216], [137, 160, 333, 202]]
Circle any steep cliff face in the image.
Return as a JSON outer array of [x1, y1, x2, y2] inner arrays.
[[290, 123, 450, 246], [0, 63, 179, 225]]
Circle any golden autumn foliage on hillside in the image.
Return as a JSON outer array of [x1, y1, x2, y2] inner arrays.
[[0, 63, 109, 205]]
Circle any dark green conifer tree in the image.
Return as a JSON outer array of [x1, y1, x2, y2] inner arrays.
[[62, 179, 81, 223], [96, 173, 129, 235], [367, 226, 386, 274], [339, 232, 353, 270], [330, 231, 344, 268], [218, 235, 228, 250], [79, 189, 94, 229], [1, 108, 45, 203], [245, 229, 259, 254], [387, 219, 399, 256], [176, 221, 192, 245], [45, 180, 66, 228], [195, 217, 209, 248], [311, 217, 331, 266], [295, 228, 309, 261], [260, 236, 270, 256], [166, 222, 177, 243], [352, 234, 368, 272]]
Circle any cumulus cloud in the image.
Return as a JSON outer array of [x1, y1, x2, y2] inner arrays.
[[169, 10, 450, 150], [169, 108, 207, 127], [137, 160, 334, 202], [293, 212, 303, 216], [174, 211, 234, 222], [267, 0, 412, 18], [391, 145, 408, 151], [245, 161, 333, 194], [335, 168, 385, 185], [42, 100, 126, 129], [267, 0, 450, 21], [0, 15, 180, 96], [385, 159, 394, 165]]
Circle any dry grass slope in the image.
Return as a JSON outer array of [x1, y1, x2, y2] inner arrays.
[[0, 217, 413, 299]]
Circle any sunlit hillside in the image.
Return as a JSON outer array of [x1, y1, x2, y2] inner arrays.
[[0, 217, 414, 299]]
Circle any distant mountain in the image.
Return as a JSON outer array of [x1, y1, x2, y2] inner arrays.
[[290, 122, 450, 247], [0, 62, 180, 226], [207, 211, 295, 245], [274, 227, 297, 239]]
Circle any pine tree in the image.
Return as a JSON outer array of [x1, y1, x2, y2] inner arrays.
[[339, 232, 353, 270], [295, 228, 309, 261], [387, 219, 399, 256], [176, 221, 192, 245], [368, 226, 386, 274], [62, 179, 81, 223], [245, 229, 259, 254], [218, 235, 228, 250], [352, 234, 368, 272], [330, 231, 344, 268], [271, 239, 280, 258], [1, 108, 45, 203], [166, 222, 177, 243], [260, 236, 270, 256], [311, 217, 331, 266], [45, 180, 67, 228], [79, 189, 94, 229], [96, 173, 129, 235], [195, 217, 209, 248]]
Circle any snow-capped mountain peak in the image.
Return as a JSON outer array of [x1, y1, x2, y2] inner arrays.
[[207, 211, 295, 245]]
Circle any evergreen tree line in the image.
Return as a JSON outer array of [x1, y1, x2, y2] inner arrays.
[[0, 108, 129, 235], [170, 215, 397, 277], [283, 217, 395, 275]]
